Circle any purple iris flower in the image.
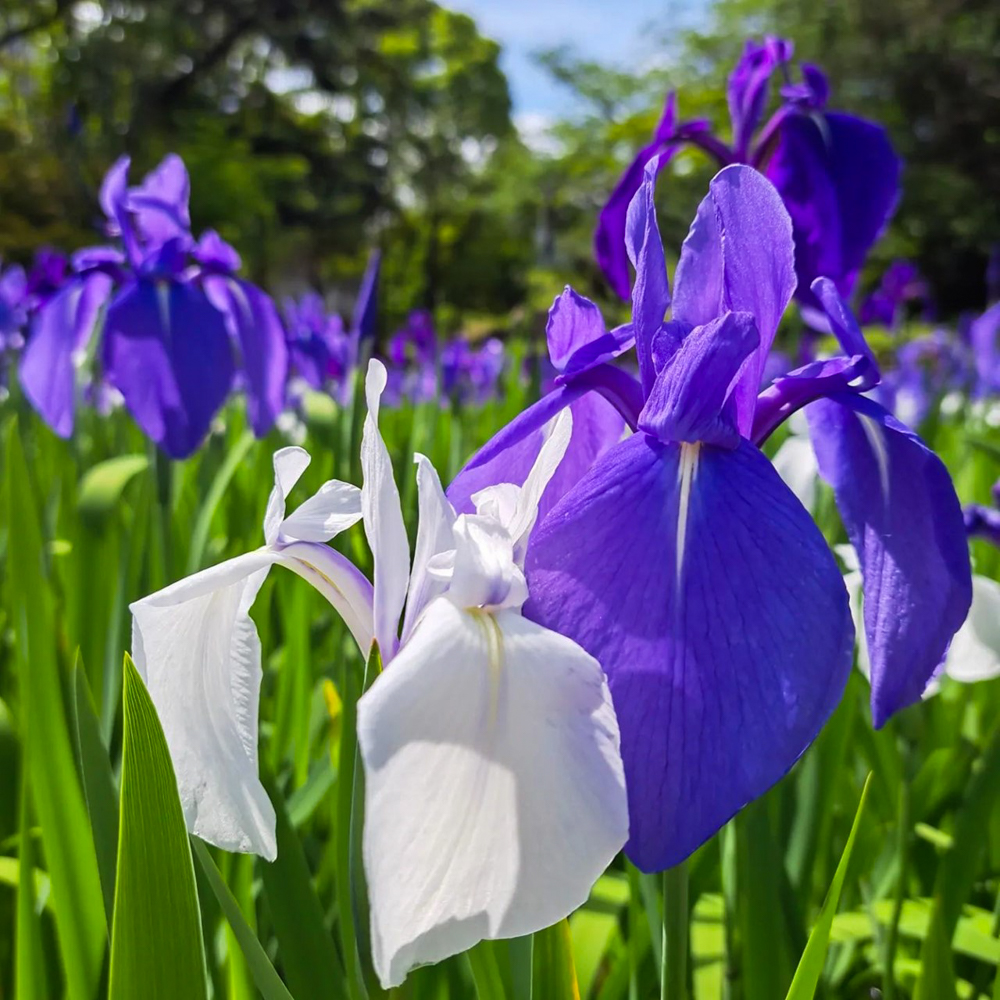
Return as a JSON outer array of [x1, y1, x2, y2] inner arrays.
[[438, 336, 509, 408], [454, 163, 970, 872], [19, 155, 288, 457], [965, 481, 1000, 549], [881, 329, 973, 426], [387, 310, 436, 367], [24, 248, 71, 309], [284, 292, 350, 391], [596, 37, 900, 313], [969, 301, 1000, 397], [859, 260, 929, 329]]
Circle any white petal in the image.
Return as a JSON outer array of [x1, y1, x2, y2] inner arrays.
[[130, 550, 281, 860], [401, 454, 456, 642], [834, 543, 860, 574], [471, 483, 521, 528], [357, 598, 628, 988], [264, 447, 311, 545], [361, 360, 410, 660], [277, 540, 375, 655], [449, 514, 527, 611], [945, 575, 1000, 683], [508, 408, 572, 553], [771, 434, 818, 513], [280, 479, 362, 542]]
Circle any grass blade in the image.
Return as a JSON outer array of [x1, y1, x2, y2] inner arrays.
[[192, 840, 296, 1000], [532, 919, 581, 1000], [785, 774, 872, 1000], [71, 660, 119, 927], [108, 654, 208, 999], [6, 420, 107, 1000], [260, 772, 347, 1000]]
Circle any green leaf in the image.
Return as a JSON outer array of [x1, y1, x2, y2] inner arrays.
[[467, 940, 509, 1000], [914, 905, 958, 1000], [108, 654, 208, 1000], [337, 641, 385, 1000], [259, 772, 347, 1000], [192, 840, 296, 1000], [71, 660, 119, 927], [77, 454, 149, 522], [15, 761, 49, 1000], [185, 430, 255, 574], [785, 773, 872, 1000], [532, 919, 581, 1000], [6, 420, 107, 1000]]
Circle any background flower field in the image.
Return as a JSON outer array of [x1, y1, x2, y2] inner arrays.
[[1, 1, 1000, 999]]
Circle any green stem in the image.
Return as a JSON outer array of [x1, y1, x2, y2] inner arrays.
[[662, 861, 690, 1000], [883, 770, 912, 1000]]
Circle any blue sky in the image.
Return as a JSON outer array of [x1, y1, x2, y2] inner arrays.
[[444, 0, 686, 122]]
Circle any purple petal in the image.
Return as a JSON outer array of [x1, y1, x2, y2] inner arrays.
[[203, 277, 289, 437], [810, 276, 877, 368], [19, 274, 113, 437], [194, 230, 241, 274], [807, 394, 972, 726], [127, 154, 192, 249], [596, 138, 677, 302], [970, 302, 1000, 396], [728, 39, 786, 158], [351, 250, 381, 341], [524, 432, 853, 871], [672, 166, 796, 436], [639, 311, 759, 448], [625, 162, 672, 393], [103, 279, 234, 458], [99, 155, 141, 266], [766, 112, 901, 307], [547, 287, 616, 373]]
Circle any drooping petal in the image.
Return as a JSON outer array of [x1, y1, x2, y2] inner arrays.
[[766, 111, 901, 307], [203, 276, 289, 438], [194, 230, 242, 273], [728, 38, 787, 158], [103, 278, 234, 458], [358, 597, 628, 988], [638, 310, 758, 448], [810, 277, 878, 369], [401, 455, 456, 642], [525, 431, 853, 871], [131, 549, 282, 859], [99, 155, 141, 266], [361, 360, 410, 660], [625, 161, 672, 393], [20, 273, 113, 437], [806, 394, 972, 726], [946, 576, 1000, 684]]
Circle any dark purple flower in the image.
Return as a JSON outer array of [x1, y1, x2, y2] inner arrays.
[[387, 310, 436, 367], [456, 164, 969, 872], [859, 260, 929, 329], [0, 262, 27, 350], [595, 38, 900, 312], [965, 482, 1000, 548], [19, 155, 288, 456]]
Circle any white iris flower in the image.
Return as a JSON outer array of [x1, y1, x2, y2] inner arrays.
[[130, 359, 629, 988]]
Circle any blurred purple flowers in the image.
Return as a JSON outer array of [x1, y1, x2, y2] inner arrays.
[[596, 37, 901, 314], [19, 154, 288, 457]]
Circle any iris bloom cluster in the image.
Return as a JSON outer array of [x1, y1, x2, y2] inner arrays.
[[596, 36, 901, 316], [19, 155, 289, 457]]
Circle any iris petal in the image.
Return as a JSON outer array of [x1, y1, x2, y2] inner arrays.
[[103, 279, 234, 458], [525, 431, 853, 871], [806, 394, 972, 726], [358, 597, 627, 987]]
